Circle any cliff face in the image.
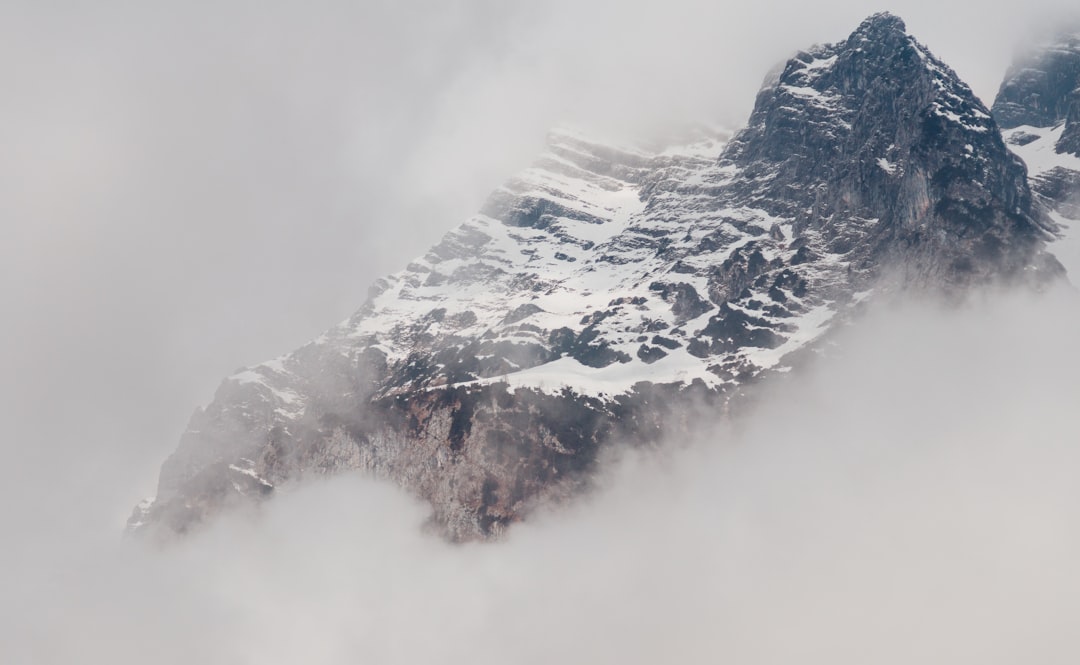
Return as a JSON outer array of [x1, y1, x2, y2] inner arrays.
[[993, 32, 1080, 133], [131, 14, 1065, 541], [993, 30, 1080, 223], [713, 13, 1057, 289]]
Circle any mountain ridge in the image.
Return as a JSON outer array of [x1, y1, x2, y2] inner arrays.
[[131, 13, 1067, 540]]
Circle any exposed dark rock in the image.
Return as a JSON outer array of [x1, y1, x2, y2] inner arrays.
[[706, 242, 776, 305], [992, 33, 1080, 130], [648, 281, 713, 323], [636, 345, 668, 364], [994, 31, 1080, 219], [699, 304, 787, 354], [651, 335, 681, 350], [1006, 131, 1042, 147], [483, 192, 608, 230], [501, 303, 544, 325], [1059, 90, 1080, 156], [1033, 167, 1080, 218]]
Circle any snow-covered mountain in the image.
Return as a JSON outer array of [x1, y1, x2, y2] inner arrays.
[[131, 13, 1069, 540]]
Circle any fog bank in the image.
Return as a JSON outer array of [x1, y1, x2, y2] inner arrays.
[[4, 287, 1079, 663]]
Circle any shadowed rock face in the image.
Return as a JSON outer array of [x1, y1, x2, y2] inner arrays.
[[994, 31, 1080, 221], [992, 29, 1080, 158], [131, 13, 1064, 541], [1064, 92, 1080, 157], [721, 12, 1059, 288], [993, 32, 1080, 133]]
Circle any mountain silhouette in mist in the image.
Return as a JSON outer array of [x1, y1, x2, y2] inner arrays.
[[130, 12, 1080, 540]]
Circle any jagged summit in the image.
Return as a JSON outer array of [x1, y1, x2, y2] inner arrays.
[[852, 11, 907, 37], [132, 15, 1066, 541], [721, 13, 1056, 289]]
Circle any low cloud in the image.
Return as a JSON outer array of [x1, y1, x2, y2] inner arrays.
[[4, 285, 1079, 664]]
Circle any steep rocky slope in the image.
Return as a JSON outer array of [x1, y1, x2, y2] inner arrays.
[[131, 13, 1064, 540], [994, 30, 1080, 222]]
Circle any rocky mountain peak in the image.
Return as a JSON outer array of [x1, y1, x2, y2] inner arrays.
[[721, 14, 1057, 290], [849, 11, 908, 43]]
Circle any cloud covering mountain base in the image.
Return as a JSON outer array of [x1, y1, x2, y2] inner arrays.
[[5, 286, 1079, 664]]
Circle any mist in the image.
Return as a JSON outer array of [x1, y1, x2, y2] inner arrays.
[[4, 287, 1080, 663], [2, 1, 1080, 662]]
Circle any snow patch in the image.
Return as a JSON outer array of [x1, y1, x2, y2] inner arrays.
[[877, 158, 898, 175]]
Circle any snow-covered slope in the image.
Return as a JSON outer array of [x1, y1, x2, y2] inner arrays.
[[132, 13, 1065, 540], [1009, 127, 1080, 275]]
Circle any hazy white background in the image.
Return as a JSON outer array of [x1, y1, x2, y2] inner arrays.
[[1, 1, 1078, 662]]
